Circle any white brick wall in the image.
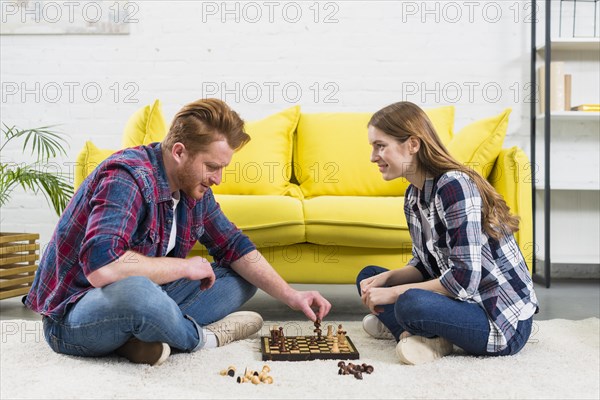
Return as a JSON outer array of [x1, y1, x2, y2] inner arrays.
[[1, 0, 537, 247]]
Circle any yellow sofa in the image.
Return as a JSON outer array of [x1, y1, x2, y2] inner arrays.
[[75, 100, 533, 284]]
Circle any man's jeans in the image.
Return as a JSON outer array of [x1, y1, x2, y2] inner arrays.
[[356, 265, 533, 356], [42, 266, 257, 357]]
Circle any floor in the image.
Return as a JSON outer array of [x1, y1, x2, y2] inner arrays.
[[1, 279, 598, 322]]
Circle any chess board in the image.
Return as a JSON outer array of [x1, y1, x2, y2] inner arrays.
[[261, 335, 360, 361]]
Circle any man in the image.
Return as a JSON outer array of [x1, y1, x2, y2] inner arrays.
[[25, 98, 331, 366]]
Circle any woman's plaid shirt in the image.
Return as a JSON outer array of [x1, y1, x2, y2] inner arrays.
[[405, 171, 538, 353]]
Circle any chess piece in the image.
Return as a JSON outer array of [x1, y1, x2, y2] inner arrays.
[[314, 318, 322, 340], [314, 327, 322, 340], [220, 365, 236, 377], [335, 362, 374, 380], [338, 361, 349, 375], [278, 336, 287, 352], [291, 338, 299, 351], [337, 324, 347, 345], [259, 365, 271, 382], [270, 326, 279, 346], [331, 336, 340, 353], [327, 325, 334, 339], [346, 363, 356, 373]]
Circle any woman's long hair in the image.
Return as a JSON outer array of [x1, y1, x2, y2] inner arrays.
[[369, 101, 519, 240]]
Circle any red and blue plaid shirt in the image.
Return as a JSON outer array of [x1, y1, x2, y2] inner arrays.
[[26, 143, 255, 320]]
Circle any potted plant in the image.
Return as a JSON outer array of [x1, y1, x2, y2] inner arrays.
[[0, 124, 73, 299]]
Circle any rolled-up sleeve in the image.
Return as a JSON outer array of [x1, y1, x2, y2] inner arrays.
[[199, 190, 256, 267], [436, 176, 483, 300], [79, 168, 144, 276], [407, 252, 431, 280]]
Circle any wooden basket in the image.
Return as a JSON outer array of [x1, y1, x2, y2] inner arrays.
[[0, 233, 39, 300]]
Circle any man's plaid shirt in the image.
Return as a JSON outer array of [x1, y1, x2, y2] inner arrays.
[[26, 143, 255, 320]]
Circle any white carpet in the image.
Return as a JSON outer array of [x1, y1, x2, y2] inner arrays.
[[1, 318, 599, 399]]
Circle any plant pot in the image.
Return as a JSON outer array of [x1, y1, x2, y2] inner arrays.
[[0, 232, 39, 300]]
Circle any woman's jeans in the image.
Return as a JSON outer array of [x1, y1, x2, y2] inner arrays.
[[356, 265, 533, 356], [42, 266, 257, 357]]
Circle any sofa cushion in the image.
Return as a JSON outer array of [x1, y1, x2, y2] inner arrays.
[[74, 141, 118, 190], [422, 106, 455, 144], [122, 99, 168, 148], [295, 106, 454, 198], [488, 146, 533, 270], [303, 196, 411, 248], [447, 108, 511, 178], [212, 106, 301, 196], [214, 193, 305, 247]]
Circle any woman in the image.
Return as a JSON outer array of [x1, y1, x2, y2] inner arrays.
[[358, 102, 538, 365]]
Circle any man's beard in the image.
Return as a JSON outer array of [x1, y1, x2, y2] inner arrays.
[[177, 162, 206, 200]]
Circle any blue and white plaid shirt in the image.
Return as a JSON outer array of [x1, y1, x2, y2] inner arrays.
[[405, 171, 538, 353]]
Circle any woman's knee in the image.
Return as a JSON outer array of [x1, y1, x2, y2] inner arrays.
[[355, 265, 388, 291], [394, 288, 430, 321], [489, 318, 534, 357]]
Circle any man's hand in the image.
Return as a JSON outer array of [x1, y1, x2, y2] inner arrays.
[[185, 256, 216, 291], [287, 290, 332, 322], [361, 286, 402, 315]]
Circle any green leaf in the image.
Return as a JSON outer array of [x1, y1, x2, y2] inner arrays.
[[0, 125, 73, 216], [1, 124, 69, 162]]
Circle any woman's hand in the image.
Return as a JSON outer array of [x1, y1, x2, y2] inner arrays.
[[361, 286, 401, 315], [359, 270, 391, 296]]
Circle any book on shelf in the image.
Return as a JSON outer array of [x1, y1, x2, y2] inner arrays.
[[538, 62, 571, 113], [564, 74, 572, 111], [570, 104, 600, 112]]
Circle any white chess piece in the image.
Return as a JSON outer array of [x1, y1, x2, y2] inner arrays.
[[332, 337, 340, 353]]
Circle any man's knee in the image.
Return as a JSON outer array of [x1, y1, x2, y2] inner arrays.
[[103, 276, 166, 312], [245, 282, 258, 298], [109, 276, 160, 292]]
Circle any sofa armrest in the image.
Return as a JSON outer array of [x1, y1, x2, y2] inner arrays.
[[488, 147, 533, 272]]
